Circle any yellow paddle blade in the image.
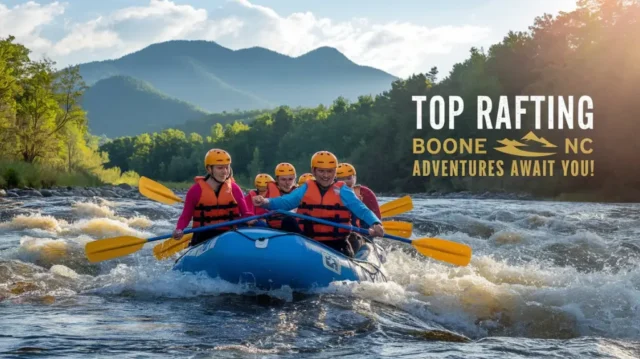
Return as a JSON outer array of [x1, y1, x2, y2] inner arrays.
[[152, 234, 193, 260], [138, 176, 183, 205], [85, 236, 147, 263], [412, 238, 472, 267], [380, 196, 413, 218], [382, 220, 413, 238]]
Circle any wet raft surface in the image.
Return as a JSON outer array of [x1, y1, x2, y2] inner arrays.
[[1, 194, 639, 358]]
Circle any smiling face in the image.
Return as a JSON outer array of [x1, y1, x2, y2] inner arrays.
[[313, 168, 336, 187], [207, 165, 230, 182], [277, 175, 296, 191]]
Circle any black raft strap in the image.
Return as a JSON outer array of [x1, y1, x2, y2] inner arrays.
[[193, 212, 236, 223], [195, 203, 237, 211], [298, 202, 349, 211]]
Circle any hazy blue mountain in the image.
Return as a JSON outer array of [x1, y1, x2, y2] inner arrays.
[[78, 40, 399, 137], [79, 40, 398, 111], [82, 75, 208, 138]]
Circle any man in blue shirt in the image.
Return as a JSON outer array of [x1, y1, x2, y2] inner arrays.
[[253, 151, 384, 257]]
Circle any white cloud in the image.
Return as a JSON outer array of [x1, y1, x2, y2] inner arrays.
[[0, 0, 491, 78], [53, 17, 120, 56], [50, 0, 238, 61], [208, 1, 492, 77], [0, 1, 65, 53], [108, 0, 209, 45]]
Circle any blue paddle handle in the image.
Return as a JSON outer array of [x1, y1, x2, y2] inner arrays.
[[145, 211, 276, 243], [274, 210, 412, 244]]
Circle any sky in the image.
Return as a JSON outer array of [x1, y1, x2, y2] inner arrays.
[[0, 0, 579, 78]]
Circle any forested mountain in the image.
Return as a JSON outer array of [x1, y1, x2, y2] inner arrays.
[[82, 76, 209, 137], [77, 41, 397, 137]]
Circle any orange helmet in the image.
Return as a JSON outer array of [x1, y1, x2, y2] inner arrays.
[[297, 173, 315, 185], [254, 173, 275, 188], [311, 151, 338, 170], [204, 149, 231, 167], [275, 162, 296, 177], [336, 163, 356, 178]]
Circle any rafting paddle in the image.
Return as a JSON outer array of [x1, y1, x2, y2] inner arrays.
[[84, 212, 275, 263], [138, 177, 415, 259], [274, 210, 472, 267], [380, 195, 413, 218], [137, 176, 194, 258], [380, 220, 413, 238], [152, 233, 193, 260], [138, 176, 184, 205]]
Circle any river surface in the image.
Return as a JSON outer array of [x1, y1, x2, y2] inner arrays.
[[0, 192, 639, 358]]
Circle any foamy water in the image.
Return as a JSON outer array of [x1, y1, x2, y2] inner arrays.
[[0, 195, 639, 358]]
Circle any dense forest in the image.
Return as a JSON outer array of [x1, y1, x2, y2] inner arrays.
[[171, 109, 273, 138], [0, 37, 138, 188], [97, 0, 640, 200]]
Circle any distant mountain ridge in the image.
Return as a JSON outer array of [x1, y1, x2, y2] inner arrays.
[[77, 40, 399, 137], [81, 75, 209, 138]]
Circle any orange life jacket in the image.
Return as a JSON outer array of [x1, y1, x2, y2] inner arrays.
[[265, 182, 283, 228], [265, 182, 298, 228], [248, 189, 268, 215], [297, 180, 352, 241], [266, 182, 281, 198], [192, 176, 240, 230]]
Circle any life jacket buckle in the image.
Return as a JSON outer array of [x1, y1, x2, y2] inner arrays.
[[255, 238, 269, 249]]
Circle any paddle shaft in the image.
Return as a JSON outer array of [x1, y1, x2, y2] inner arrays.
[[146, 211, 275, 243], [274, 210, 411, 244]]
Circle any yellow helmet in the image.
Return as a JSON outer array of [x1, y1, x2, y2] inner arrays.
[[204, 149, 231, 167], [275, 162, 296, 177], [254, 173, 275, 188], [297, 173, 315, 185], [311, 151, 338, 170], [336, 163, 356, 177]]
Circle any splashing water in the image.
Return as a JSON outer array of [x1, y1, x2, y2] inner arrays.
[[0, 194, 639, 358]]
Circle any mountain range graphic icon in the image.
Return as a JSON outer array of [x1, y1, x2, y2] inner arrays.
[[494, 131, 557, 157]]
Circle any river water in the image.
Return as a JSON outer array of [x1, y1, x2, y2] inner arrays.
[[0, 193, 639, 358]]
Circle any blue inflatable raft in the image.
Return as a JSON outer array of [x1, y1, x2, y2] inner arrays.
[[172, 227, 388, 291]]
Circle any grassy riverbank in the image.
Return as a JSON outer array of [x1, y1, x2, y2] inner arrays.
[[0, 161, 139, 190]]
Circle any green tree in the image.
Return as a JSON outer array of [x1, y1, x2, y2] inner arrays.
[[129, 133, 153, 176], [210, 123, 224, 143], [246, 147, 263, 180], [0, 36, 30, 157], [0, 36, 141, 187], [426, 66, 439, 83], [13, 58, 61, 163]]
